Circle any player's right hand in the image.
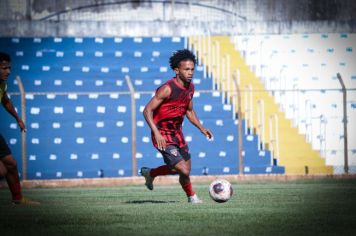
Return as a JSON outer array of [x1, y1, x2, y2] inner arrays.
[[17, 118, 27, 132], [155, 132, 166, 151]]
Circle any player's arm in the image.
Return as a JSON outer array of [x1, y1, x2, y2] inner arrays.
[[1, 92, 26, 132], [186, 100, 213, 139], [143, 85, 171, 150]]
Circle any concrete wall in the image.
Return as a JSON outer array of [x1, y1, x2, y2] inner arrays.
[[0, 0, 355, 36], [2, 20, 355, 37]]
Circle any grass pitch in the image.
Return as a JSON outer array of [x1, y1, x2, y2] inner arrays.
[[1, 178, 356, 236]]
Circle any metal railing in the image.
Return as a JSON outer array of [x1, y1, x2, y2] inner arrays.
[[16, 76, 27, 180], [232, 69, 243, 174], [11, 75, 233, 178], [269, 114, 280, 166], [125, 75, 137, 176], [257, 99, 265, 151], [337, 73, 349, 174], [191, 35, 353, 174]]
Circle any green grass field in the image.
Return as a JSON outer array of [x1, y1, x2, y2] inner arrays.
[[1, 178, 356, 236]]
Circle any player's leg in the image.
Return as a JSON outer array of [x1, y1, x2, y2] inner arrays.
[[1, 154, 23, 202], [140, 165, 176, 190], [0, 135, 10, 178], [2, 154, 40, 205], [173, 147, 202, 203], [0, 134, 23, 201], [175, 158, 194, 195], [1, 135, 39, 205], [150, 165, 177, 178], [140, 146, 178, 190], [0, 160, 8, 177], [140, 166, 154, 190]]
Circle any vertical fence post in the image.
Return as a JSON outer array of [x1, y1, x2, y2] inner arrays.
[[336, 73, 349, 174], [319, 115, 327, 158], [211, 39, 216, 88], [207, 33, 212, 78], [257, 99, 265, 151], [16, 76, 27, 180], [221, 56, 226, 103], [232, 71, 243, 175], [213, 40, 220, 90], [244, 84, 253, 135], [269, 114, 279, 166], [225, 54, 231, 100], [305, 99, 313, 143], [125, 75, 137, 176]]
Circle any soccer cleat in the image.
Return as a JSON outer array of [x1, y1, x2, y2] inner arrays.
[[188, 194, 203, 204], [140, 167, 154, 190], [12, 197, 40, 205]]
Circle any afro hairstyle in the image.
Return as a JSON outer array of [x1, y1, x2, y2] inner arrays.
[[169, 49, 196, 70]]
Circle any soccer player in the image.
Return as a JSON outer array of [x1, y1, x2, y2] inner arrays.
[[141, 49, 213, 204], [0, 52, 39, 205]]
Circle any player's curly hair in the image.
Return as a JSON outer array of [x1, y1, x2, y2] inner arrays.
[[0, 52, 11, 62], [169, 49, 196, 70]]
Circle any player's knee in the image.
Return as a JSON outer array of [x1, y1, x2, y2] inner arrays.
[[180, 168, 190, 177], [175, 160, 191, 177]]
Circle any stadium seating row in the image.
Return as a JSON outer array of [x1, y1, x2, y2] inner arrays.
[[1, 36, 285, 179], [232, 33, 356, 172]]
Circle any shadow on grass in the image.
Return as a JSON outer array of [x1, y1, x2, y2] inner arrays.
[[125, 200, 178, 204]]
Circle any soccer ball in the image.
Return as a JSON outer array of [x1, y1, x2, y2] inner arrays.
[[209, 179, 233, 203]]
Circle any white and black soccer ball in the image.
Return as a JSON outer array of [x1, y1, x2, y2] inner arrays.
[[209, 179, 233, 203]]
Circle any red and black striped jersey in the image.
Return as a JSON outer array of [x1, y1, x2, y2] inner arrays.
[[152, 78, 194, 148]]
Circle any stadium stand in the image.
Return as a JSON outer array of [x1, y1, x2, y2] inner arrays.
[[229, 33, 356, 173], [0, 36, 285, 179], [191, 36, 341, 174]]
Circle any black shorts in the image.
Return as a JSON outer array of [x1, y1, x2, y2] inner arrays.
[[0, 134, 12, 159], [158, 145, 191, 167]]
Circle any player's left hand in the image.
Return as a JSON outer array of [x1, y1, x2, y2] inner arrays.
[[201, 127, 213, 139]]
